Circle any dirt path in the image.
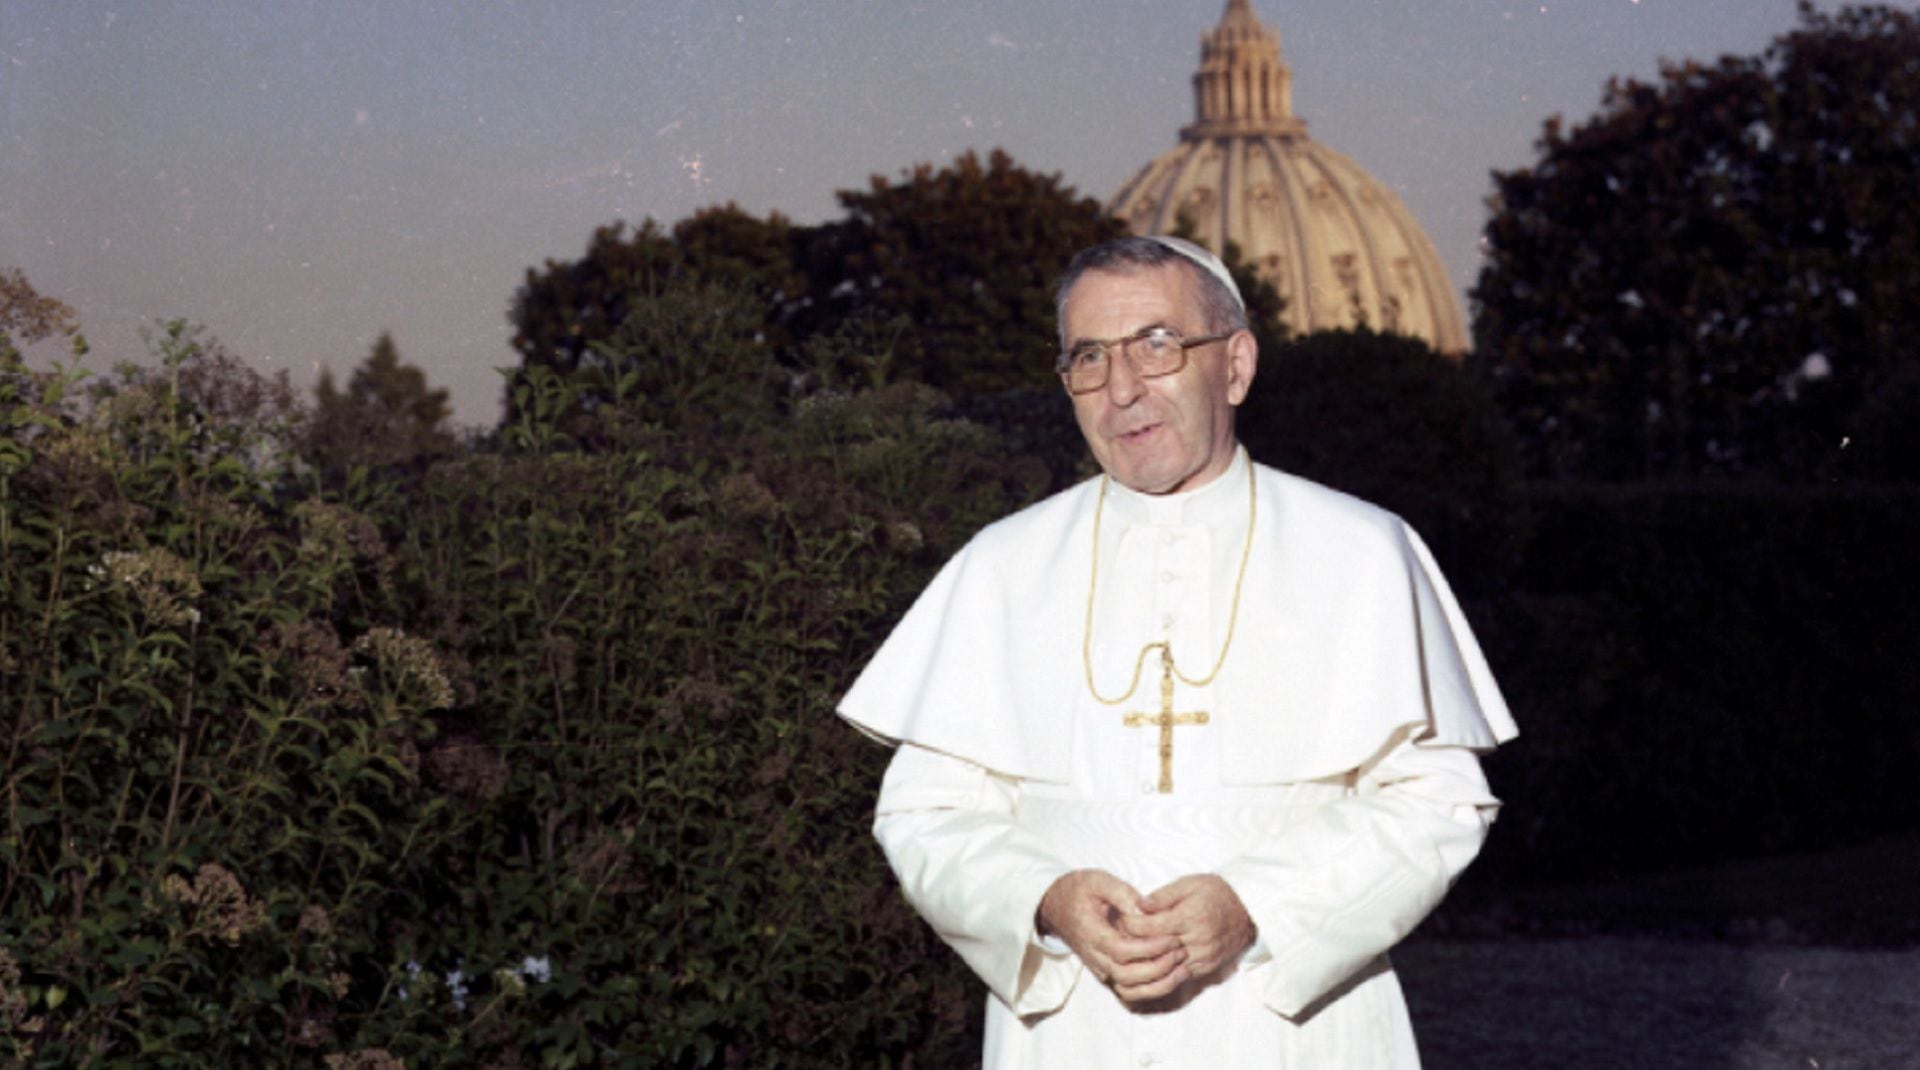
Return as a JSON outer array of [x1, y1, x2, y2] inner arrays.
[[1395, 936, 1920, 1069]]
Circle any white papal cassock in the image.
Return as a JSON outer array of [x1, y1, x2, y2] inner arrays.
[[839, 448, 1517, 1069]]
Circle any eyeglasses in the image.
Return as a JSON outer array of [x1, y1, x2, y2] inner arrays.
[[1056, 325, 1232, 395]]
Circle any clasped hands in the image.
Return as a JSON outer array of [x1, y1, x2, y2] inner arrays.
[[1035, 869, 1255, 1004]]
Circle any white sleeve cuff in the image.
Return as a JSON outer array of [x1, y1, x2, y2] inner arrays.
[[1238, 935, 1272, 968], [1032, 931, 1073, 957], [1010, 928, 1082, 1017]]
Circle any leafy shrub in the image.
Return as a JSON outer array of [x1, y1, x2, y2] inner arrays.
[[1237, 327, 1524, 592], [3, 325, 1040, 1066], [12, 293, 1920, 1067], [363, 374, 1046, 1066], [2, 330, 473, 1067], [1472, 481, 1920, 883]]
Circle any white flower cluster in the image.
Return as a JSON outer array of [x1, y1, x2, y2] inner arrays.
[[402, 953, 552, 1011], [92, 548, 203, 628]]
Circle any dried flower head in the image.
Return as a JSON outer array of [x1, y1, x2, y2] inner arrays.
[[271, 620, 362, 712], [296, 500, 393, 576], [491, 968, 526, 998], [159, 873, 193, 905], [297, 904, 335, 940], [18, 423, 116, 510], [886, 520, 925, 553], [163, 863, 266, 945], [717, 471, 778, 518], [352, 627, 455, 711], [99, 547, 203, 628]]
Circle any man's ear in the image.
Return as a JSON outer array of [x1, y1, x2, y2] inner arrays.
[[1224, 329, 1258, 407]]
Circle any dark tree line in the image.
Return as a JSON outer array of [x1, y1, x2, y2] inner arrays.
[[304, 332, 456, 489], [493, 156, 1524, 518], [1474, 2, 1920, 481], [503, 148, 1127, 441], [338, 4, 1920, 497]]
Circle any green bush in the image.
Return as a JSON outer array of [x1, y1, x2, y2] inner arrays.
[[11, 299, 1920, 1066], [3, 325, 1041, 1066], [1472, 481, 1920, 883], [3, 328, 470, 1067], [1237, 328, 1524, 593], [372, 380, 1035, 1067]]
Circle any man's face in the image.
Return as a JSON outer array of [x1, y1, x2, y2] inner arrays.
[[1061, 264, 1256, 495]]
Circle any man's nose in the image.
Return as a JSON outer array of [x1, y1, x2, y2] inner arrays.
[[1104, 350, 1146, 406]]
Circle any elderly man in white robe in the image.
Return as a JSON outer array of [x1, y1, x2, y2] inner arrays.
[[838, 235, 1517, 1068]]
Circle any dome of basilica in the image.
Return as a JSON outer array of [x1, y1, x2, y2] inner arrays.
[[1109, 0, 1467, 353]]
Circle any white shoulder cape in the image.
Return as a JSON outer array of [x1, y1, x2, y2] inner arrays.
[[839, 463, 1517, 785]]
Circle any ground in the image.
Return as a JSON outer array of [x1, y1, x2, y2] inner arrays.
[[1399, 834, 1920, 1069], [1399, 937, 1920, 1069]]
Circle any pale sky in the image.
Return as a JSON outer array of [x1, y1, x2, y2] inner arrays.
[[2, 0, 1885, 427]]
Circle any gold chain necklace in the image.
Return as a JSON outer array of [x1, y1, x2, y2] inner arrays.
[[1081, 450, 1257, 706]]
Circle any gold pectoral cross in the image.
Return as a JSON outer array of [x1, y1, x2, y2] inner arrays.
[[1123, 647, 1209, 794]]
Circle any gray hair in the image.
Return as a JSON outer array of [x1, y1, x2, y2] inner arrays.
[[1054, 235, 1250, 347]]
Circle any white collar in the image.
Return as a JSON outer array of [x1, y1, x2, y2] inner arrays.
[[1103, 445, 1251, 528]]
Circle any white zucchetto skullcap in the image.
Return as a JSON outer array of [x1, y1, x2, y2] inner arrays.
[[1145, 235, 1245, 314]]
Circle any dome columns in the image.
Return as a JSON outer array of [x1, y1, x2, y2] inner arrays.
[[1183, 0, 1301, 139]]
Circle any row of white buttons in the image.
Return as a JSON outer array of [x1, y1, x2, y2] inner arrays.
[[1145, 527, 1195, 800]]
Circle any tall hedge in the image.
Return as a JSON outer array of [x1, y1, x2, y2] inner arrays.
[[9, 314, 1920, 1067], [1471, 480, 1920, 883], [2, 328, 467, 1067], [1, 331, 1042, 1067]]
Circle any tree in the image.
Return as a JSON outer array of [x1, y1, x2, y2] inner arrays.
[[502, 151, 1127, 443], [505, 206, 803, 427], [1, 270, 85, 495], [508, 283, 781, 452], [800, 148, 1127, 394], [1473, 3, 1920, 480], [1844, 360, 1920, 480], [0, 267, 84, 358], [305, 332, 455, 487], [1239, 328, 1520, 588]]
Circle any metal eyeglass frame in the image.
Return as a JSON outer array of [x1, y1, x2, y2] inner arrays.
[[1056, 325, 1233, 395]]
